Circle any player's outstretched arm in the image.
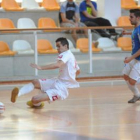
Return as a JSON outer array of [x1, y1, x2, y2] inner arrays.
[[30, 60, 64, 70], [30, 63, 41, 70]]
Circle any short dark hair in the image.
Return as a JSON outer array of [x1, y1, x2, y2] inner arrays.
[[134, 11, 140, 17], [130, 9, 140, 14], [55, 37, 69, 49]]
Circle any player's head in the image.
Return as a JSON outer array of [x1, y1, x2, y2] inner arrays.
[[55, 37, 69, 54], [129, 9, 140, 25]]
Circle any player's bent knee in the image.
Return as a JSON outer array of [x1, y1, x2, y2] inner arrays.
[[129, 79, 136, 86], [32, 96, 40, 104], [32, 80, 40, 89], [123, 74, 129, 81], [32, 79, 38, 85]]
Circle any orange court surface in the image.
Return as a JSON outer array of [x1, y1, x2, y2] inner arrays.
[[0, 81, 140, 140]]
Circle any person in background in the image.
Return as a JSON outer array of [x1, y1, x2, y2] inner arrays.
[[79, 0, 118, 38], [59, 0, 88, 42], [123, 9, 140, 103]]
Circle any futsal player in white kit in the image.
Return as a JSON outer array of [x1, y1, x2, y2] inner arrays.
[[11, 37, 80, 108], [123, 9, 140, 103]]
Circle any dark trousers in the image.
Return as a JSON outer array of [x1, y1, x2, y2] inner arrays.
[[84, 17, 116, 37]]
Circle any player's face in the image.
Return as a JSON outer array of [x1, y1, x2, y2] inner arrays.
[[56, 41, 67, 54], [130, 13, 137, 25]]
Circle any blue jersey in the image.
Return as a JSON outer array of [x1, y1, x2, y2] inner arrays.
[[79, 1, 97, 22], [131, 25, 140, 60]]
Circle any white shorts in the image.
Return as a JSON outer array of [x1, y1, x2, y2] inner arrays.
[[39, 78, 68, 102], [122, 59, 140, 81]]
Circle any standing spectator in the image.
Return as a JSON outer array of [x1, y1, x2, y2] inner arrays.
[[59, 0, 88, 42], [79, 0, 117, 38]]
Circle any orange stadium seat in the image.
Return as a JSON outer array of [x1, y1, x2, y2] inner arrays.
[[117, 37, 132, 51], [76, 38, 101, 53], [38, 18, 59, 32], [37, 39, 58, 54], [0, 18, 18, 33], [41, 0, 60, 11], [0, 41, 16, 56], [117, 16, 134, 37], [117, 16, 132, 27], [121, 0, 139, 10], [1, 0, 24, 11]]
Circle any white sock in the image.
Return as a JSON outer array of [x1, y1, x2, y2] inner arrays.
[[33, 102, 41, 106], [126, 81, 132, 90], [126, 81, 140, 97], [18, 83, 34, 97]]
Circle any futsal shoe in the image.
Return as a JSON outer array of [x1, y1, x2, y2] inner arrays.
[[26, 100, 44, 108], [128, 96, 140, 103], [11, 87, 19, 103]]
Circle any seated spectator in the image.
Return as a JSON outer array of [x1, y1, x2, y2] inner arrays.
[[59, 0, 88, 42], [79, 0, 118, 38]]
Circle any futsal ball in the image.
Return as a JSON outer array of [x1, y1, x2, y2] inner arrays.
[[0, 102, 5, 114]]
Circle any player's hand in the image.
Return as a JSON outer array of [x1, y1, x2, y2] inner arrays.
[[124, 57, 132, 63], [86, 1, 94, 7], [30, 63, 41, 70]]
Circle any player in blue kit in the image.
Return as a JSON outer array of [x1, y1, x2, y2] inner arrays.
[[123, 9, 140, 103]]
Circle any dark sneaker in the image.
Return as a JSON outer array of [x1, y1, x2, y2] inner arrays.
[[128, 96, 140, 103], [26, 100, 44, 108], [11, 87, 19, 103]]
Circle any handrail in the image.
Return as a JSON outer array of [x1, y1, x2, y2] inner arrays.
[[0, 25, 134, 32], [0, 25, 133, 77]]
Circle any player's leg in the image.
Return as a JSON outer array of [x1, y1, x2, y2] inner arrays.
[[27, 92, 50, 108], [27, 80, 69, 108], [27, 88, 61, 108], [11, 79, 40, 103], [126, 77, 140, 103], [122, 60, 140, 103], [124, 74, 140, 103], [27, 78, 60, 108], [123, 60, 132, 86], [127, 64, 140, 103]]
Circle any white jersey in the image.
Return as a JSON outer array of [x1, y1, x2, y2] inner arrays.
[[57, 50, 80, 88]]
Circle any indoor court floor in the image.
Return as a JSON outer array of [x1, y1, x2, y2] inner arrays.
[[1, 81, 140, 140]]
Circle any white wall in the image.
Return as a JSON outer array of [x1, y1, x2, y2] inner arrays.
[[97, 0, 121, 26]]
